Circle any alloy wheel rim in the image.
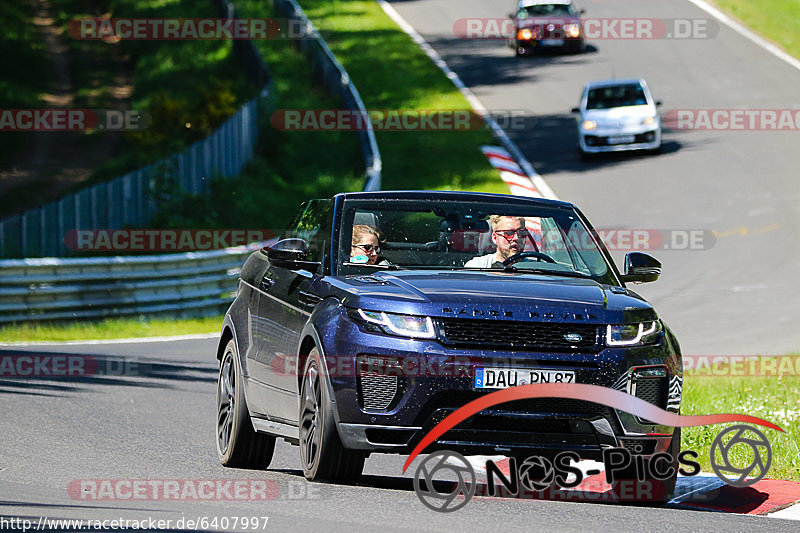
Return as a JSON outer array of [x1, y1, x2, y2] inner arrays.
[[300, 364, 321, 469], [217, 352, 236, 454]]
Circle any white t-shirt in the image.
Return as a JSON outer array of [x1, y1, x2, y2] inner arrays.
[[463, 253, 500, 268]]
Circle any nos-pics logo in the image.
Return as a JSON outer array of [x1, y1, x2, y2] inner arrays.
[[405, 384, 780, 512]]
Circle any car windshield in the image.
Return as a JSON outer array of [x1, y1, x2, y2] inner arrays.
[[586, 84, 648, 110], [338, 198, 618, 284], [518, 4, 574, 17]]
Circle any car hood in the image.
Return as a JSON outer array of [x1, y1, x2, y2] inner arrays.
[[518, 17, 581, 27], [582, 105, 656, 123], [326, 270, 655, 324]]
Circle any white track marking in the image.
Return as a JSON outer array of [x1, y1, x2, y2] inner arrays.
[[687, 0, 800, 72], [0, 332, 220, 347], [377, 0, 558, 201]]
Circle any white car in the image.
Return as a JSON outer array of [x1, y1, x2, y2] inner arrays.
[[572, 79, 662, 157]]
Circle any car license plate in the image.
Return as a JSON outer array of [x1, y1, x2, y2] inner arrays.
[[474, 367, 575, 389], [540, 39, 565, 46], [607, 135, 636, 145]]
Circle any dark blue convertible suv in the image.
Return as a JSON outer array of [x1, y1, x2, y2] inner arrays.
[[215, 191, 682, 491]]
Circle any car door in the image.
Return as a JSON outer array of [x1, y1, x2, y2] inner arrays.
[[256, 199, 332, 423]]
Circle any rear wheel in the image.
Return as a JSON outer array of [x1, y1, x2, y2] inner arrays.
[[216, 339, 276, 468], [300, 348, 365, 482]]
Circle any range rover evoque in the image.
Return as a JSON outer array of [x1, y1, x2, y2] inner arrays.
[[215, 191, 683, 498]]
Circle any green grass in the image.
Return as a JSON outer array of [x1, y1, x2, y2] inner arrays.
[[712, 0, 800, 59], [681, 358, 800, 481], [294, 0, 504, 193], [148, 0, 365, 229], [0, 316, 224, 342], [83, 0, 259, 181], [0, 0, 258, 219]]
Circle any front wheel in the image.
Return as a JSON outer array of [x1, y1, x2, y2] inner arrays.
[[299, 348, 364, 482], [216, 339, 276, 469]]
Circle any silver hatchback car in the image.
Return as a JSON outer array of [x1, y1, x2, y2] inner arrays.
[[572, 78, 662, 157]]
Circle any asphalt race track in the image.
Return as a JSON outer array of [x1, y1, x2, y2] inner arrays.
[[0, 337, 797, 532], [386, 0, 800, 357], [2, 0, 800, 531]]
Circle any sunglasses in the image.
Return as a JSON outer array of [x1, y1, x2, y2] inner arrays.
[[354, 243, 380, 254], [493, 229, 529, 240]]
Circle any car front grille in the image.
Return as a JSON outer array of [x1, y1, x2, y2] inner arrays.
[[422, 391, 615, 420], [584, 132, 656, 147], [632, 376, 667, 424], [440, 318, 600, 351], [359, 371, 398, 411], [633, 377, 667, 407]]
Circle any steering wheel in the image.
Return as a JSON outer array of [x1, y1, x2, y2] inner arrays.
[[502, 251, 556, 266]]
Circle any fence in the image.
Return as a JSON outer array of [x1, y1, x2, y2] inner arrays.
[[0, 0, 382, 323]]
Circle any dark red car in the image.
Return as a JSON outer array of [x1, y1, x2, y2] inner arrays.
[[508, 0, 586, 56]]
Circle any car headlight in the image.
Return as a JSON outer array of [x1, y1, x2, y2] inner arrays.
[[356, 309, 436, 339], [564, 23, 581, 38], [582, 120, 597, 130], [518, 28, 534, 40], [606, 320, 662, 346], [641, 116, 657, 126]]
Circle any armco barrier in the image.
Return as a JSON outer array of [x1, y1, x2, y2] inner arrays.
[[0, 243, 266, 324]]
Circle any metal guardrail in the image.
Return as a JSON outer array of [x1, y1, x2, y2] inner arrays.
[[0, 244, 266, 324], [272, 0, 382, 191]]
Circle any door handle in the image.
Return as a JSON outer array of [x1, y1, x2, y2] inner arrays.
[[260, 276, 274, 291]]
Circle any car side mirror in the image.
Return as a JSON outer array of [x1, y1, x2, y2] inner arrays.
[[264, 238, 320, 270], [655, 100, 663, 107], [620, 252, 661, 283], [571, 107, 580, 114]]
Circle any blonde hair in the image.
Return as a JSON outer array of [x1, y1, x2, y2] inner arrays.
[[488, 215, 526, 231], [352, 225, 380, 246]]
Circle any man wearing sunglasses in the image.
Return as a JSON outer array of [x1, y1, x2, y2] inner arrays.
[[464, 215, 529, 268]]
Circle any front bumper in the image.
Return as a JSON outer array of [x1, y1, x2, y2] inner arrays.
[[320, 312, 682, 458], [579, 127, 661, 153], [517, 37, 584, 52]]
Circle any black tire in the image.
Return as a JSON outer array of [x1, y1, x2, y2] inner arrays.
[[611, 428, 679, 506], [216, 339, 276, 469], [299, 348, 364, 482], [579, 148, 593, 161]]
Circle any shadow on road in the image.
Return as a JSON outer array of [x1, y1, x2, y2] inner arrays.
[[0, 349, 217, 396]]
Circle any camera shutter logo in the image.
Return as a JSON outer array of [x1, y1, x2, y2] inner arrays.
[[413, 451, 476, 512], [710, 424, 772, 487]]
